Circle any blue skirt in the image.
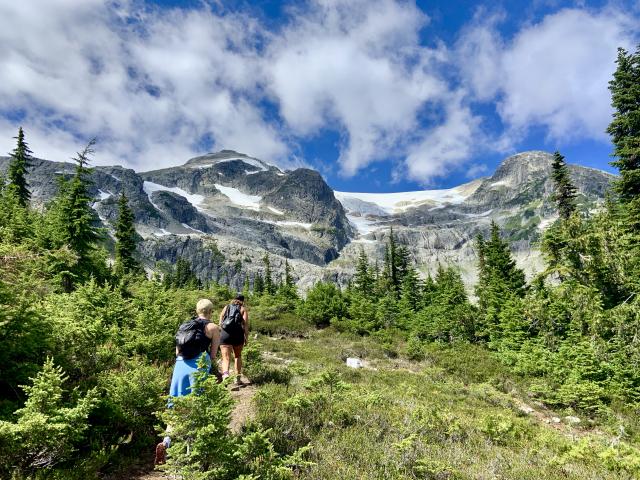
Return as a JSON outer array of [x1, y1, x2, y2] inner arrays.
[[169, 352, 211, 398]]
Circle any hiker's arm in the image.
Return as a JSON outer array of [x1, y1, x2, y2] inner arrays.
[[242, 307, 249, 346], [218, 305, 227, 323], [208, 323, 220, 360]]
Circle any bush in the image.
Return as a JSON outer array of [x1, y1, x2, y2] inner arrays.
[[0, 359, 99, 479], [296, 282, 346, 327], [243, 343, 293, 386]]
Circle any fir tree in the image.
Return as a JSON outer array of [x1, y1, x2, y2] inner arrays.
[[353, 248, 374, 298], [387, 227, 399, 291], [254, 272, 264, 295], [551, 151, 577, 220], [6, 127, 32, 207], [263, 253, 275, 295], [607, 46, 640, 203], [114, 192, 141, 276], [475, 222, 526, 341], [61, 140, 100, 257]]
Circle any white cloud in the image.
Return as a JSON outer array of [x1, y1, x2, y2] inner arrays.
[[404, 94, 482, 182], [0, 1, 637, 185], [458, 7, 638, 143], [266, 0, 450, 176], [0, 0, 288, 169]]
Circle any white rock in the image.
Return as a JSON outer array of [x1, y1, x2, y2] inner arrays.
[[564, 416, 581, 425], [346, 357, 363, 369], [519, 404, 535, 414]]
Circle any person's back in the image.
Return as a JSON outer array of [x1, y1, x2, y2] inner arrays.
[[156, 298, 221, 465], [219, 294, 249, 384]]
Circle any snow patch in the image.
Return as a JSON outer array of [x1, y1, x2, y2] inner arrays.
[[462, 209, 493, 218], [214, 184, 262, 210], [347, 214, 381, 235], [490, 180, 509, 188], [335, 185, 471, 216], [181, 223, 205, 234], [538, 216, 557, 231], [97, 190, 112, 201], [188, 156, 280, 173], [143, 181, 205, 211], [154, 228, 172, 236], [268, 206, 284, 215], [245, 169, 260, 175]]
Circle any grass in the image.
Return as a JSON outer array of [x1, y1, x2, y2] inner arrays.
[[244, 327, 640, 479]]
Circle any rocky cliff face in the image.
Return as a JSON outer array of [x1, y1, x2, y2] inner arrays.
[[0, 150, 614, 291], [334, 151, 613, 287]]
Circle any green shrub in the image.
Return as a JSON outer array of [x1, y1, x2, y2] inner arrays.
[[0, 359, 99, 479]]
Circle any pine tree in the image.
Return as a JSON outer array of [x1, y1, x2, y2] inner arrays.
[[114, 192, 141, 276], [6, 127, 32, 207], [551, 151, 578, 220]]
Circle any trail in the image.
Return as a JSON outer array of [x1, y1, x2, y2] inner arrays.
[[133, 379, 257, 480]]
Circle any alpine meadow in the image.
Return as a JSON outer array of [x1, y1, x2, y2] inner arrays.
[[2, 2, 640, 480]]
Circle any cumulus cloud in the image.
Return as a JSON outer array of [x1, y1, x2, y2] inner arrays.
[[0, 0, 288, 169], [266, 0, 449, 176], [458, 7, 638, 144], [0, 0, 637, 184]]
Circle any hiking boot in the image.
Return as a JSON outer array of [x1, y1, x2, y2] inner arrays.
[[154, 441, 167, 466], [235, 375, 244, 386]]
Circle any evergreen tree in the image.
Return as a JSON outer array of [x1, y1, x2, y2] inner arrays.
[[165, 259, 200, 288], [114, 192, 141, 276], [263, 253, 275, 295], [475, 222, 526, 341], [607, 46, 640, 207], [399, 265, 421, 312], [254, 272, 264, 295], [550, 151, 577, 220], [353, 248, 374, 298], [7, 127, 32, 207], [387, 227, 399, 291], [44, 140, 104, 290]]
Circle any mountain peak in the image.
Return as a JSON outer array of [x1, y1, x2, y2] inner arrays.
[[183, 150, 279, 172]]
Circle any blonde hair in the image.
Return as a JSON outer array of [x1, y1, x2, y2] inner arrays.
[[196, 298, 214, 316]]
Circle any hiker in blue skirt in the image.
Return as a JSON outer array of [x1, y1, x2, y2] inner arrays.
[[155, 298, 221, 465]]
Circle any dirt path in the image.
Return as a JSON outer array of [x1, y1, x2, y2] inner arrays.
[[229, 381, 257, 433], [133, 380, 257, 480]]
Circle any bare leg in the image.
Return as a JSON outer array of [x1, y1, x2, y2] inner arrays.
[[234, 354, 242, 377], [220, 345, 232, 377]]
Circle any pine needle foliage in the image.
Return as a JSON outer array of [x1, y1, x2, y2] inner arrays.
[[114, 191, 141, 277], [7, 127, 32, 207], [551, 151, 577, 220]]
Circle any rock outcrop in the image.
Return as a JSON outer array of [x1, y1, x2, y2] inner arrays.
[[0, 150, 614, 290]]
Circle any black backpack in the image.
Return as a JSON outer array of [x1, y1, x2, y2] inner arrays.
[[221, 303, 243, 333], [175, 318, 210, 359]]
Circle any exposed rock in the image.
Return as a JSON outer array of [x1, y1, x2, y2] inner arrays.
[[0, 149, 614, 291]]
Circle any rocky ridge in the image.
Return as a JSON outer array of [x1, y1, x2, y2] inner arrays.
[[0, 150, 614, 290]]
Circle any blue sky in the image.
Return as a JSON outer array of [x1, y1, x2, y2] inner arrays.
[[0, 0, 638, 193]]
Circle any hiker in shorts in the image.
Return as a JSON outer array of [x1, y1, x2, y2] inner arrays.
[[155, 298, 221, 465], [219, 294, 249, 385]]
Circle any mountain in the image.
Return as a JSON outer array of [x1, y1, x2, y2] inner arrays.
[[0, 150, 614, 290]]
